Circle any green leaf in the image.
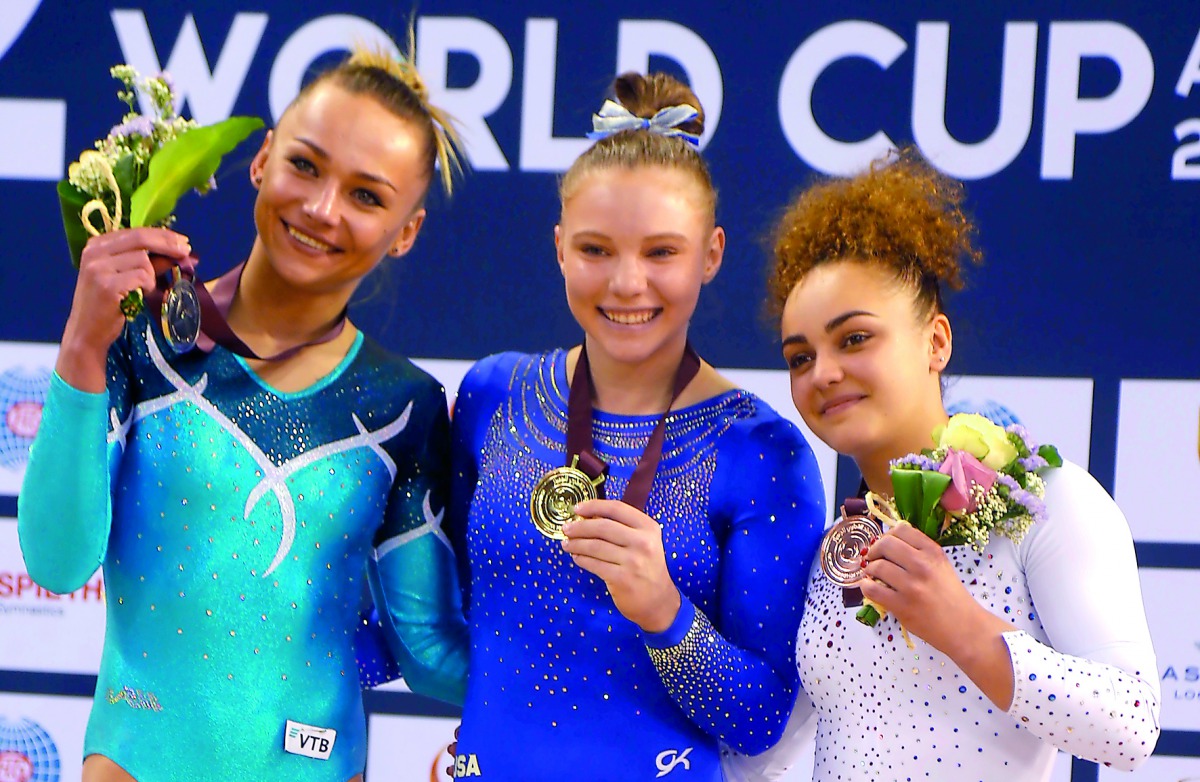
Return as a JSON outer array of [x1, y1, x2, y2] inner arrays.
[[57, 180, 97, 269], [1038, 444, 1063, 468], [891, 469, 925, 524], [890, 468, 952, 540], [918, 471, 952, 538], [856, 604, 881, 626], [111, 153, 141, 225], [130, 115, 264, 227]]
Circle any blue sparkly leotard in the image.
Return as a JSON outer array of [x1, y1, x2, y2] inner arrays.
[[447, 351, 826, 781], [18, 317, 468, 781]]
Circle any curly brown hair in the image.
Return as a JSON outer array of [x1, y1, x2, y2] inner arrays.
[[768, 148, 982, 321], [559, 72, 715, 219]]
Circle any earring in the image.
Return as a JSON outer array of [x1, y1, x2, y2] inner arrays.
[[253, 174, 262, 185]]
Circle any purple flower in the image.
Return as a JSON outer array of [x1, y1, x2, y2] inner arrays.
[[939, 449, 997, 514], [892, 454, 940, 471], [995, 473, 1020, 492], [1006, 423, 1037, 452], [1019, 455, 1049, 471], [110, 116, 154, 138]]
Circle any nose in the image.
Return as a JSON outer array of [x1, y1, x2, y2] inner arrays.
[[609, 253, 648, 298], [303, 182, 338, 224], [810, 350, 844, 388]]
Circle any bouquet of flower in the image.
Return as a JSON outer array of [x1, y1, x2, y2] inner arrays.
[[857, 412, 1062, 627], [57, 64, 262, 317]]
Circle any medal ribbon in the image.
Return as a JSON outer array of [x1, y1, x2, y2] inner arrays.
[[839, 498, 869, 608], [565, 342, 701, 511], [145, 259, 347, 361]]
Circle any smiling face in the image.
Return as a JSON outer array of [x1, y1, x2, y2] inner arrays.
[[555, 166, 723, 373], [247, 81, 429, 299], [780, 259, 951, 469]]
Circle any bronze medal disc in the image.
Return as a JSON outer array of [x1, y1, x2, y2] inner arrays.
[[161, 270, 201, 354], [819, 514, 883, 587], [530, 463, 604, 540]]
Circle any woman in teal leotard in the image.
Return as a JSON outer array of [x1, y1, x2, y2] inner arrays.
[[18, 45, 469, 782]]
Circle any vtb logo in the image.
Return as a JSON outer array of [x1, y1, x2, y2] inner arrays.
[[655, 747, 693, 777], [283, 719, 336, 761]]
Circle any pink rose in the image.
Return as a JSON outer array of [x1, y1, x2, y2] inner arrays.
[[938, 449, 997, 514]]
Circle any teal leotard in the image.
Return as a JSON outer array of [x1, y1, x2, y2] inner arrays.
[[18, 318, 467, 781]]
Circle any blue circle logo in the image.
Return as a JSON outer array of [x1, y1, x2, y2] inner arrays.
[[0, 366, 51, 470], [0, 716, 60, 782]]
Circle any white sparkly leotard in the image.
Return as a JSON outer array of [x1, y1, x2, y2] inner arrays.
[[797, 460, 1160, 781]]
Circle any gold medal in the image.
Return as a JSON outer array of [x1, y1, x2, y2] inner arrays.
[[530, 455, 606, 540], [819, 513, 883, 587]]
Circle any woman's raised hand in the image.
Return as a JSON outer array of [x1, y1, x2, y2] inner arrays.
[[58, 227, 190, 391], [562, 499, 681, 633]]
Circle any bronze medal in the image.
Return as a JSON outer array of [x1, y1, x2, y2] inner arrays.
[[819, 513, 883, 587], [530, 455, 606, 540], [160, 266, 201, 354]]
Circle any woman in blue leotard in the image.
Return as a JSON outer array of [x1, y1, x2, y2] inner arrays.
[[18, 46, 469, 781], [446, 72, 827, 781]]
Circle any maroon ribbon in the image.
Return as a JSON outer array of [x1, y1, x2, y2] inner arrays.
[[145, 257, 347, 361], [841, 497, 869, 608], [565, 342, 701, 512]]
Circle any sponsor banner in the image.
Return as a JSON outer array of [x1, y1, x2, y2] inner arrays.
[[0, 342, 57, 496], [1115, 380, 1200, 544], [0, 523, 105, 676], [366, 713, 457, 782], [944, 376, 1094, 470], [1097, 754, 1200, 780], [1140, 569, 1200, 732], [0, 691, 92, 782]]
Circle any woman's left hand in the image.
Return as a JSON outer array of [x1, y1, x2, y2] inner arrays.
[[859, 524, 1004, 657], [562, 499, 681, 633]]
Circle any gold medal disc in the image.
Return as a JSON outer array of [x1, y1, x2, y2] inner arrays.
[[530, 456, 605, 540]]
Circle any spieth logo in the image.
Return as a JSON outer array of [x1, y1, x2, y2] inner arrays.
[[0, 716, 60, 782], [0, 366, 50, 470]]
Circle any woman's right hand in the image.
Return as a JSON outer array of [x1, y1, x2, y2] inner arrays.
[[57, 227, 191, 392]]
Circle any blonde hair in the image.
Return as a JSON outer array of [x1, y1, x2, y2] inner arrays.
[[296, 30, 464, 197], [559, 72, 715, 219], [769, 148, 982, 321]]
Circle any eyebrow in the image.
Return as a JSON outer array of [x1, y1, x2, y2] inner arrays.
[[570, 230, 690, 242], [781, 309, 877, 347], [296, 137, 398, 192]]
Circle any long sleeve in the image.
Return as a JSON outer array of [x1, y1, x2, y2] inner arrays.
[[17, 369, 123, 594], [644, 414, 826, 754], [1004, 460, 1160, 769], [368, 380, 470, 706]]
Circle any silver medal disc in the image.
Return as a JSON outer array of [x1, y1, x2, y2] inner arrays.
[[161, 274, 201, 354]]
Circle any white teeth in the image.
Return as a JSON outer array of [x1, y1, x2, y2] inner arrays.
[[603, 310, 657, 325], [287, 226, 333, 252]]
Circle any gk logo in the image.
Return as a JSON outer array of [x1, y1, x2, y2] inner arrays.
[[655, 747, 693, 777]]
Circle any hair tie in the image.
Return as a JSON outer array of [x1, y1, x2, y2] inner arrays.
[[586, 100, 701, 147]]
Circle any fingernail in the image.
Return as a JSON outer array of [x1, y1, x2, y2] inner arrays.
[[859, 547, 868, 556], [860, 558, 868, 567]]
